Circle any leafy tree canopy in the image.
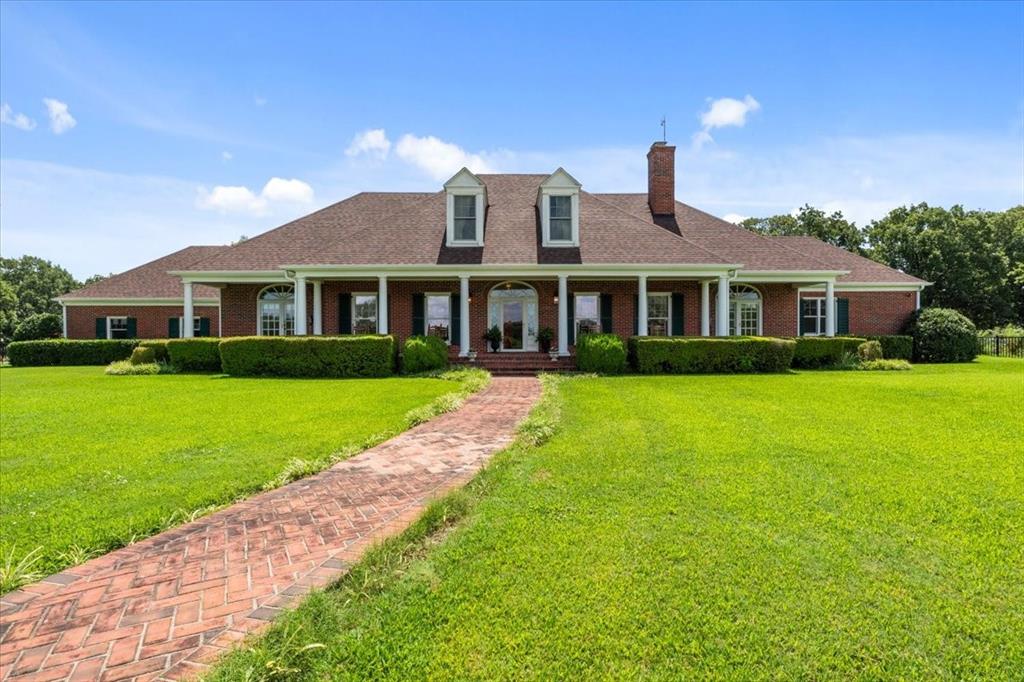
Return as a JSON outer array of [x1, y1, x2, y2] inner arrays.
[[0, 256, 78, 343], [740, 205, 865, 254]]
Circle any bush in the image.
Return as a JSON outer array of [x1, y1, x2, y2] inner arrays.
[[865, 335, 913, 361], [857, 340, 883, 362], [12, 313, 63, 341], [908, 308, 978, 362], [130, 346, 156, 365], [7, 339, 138, 366], [138, 339, 170, 362], [857, 359, 912, 371], [790, 337, 866, 369], [105, 360, 177, 376], [219, 335, 395, 378], [402, 335, 448, 374], [576, 333, 627, 374], [167, 338, 222, 372], [628, 336, 795, 374]]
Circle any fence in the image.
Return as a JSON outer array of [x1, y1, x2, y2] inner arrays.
[[977, 335, 1024, 358]]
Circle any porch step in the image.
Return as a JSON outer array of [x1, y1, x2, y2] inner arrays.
[[451, 351, 576, 376]]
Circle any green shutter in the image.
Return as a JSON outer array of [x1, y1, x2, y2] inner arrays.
[[566, 293, 575, 345], [600, 294, 613, 334], [837, 298, 850, 335], [169, 317, 180, 338], [671, 293, 684, 336], [450, 294, 460, 346], [126, 318, 137, 338], [633, 294, 639, 335], [412, 293, 424, 336], [339, 293, 352, 334], [95, 318, 106, 339], [198, 317, 211, 337]]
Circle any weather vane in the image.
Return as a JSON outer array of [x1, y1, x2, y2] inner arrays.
[[660, 116, 667, 142]]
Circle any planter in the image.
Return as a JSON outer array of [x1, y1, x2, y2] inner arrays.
[[549, 350, 560, 361]]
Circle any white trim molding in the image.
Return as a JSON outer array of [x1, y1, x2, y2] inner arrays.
[[58, 297, 219, 306], [538, 168, 582, 247], [444, 168, 486, 247]]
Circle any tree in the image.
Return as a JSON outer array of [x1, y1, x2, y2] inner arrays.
[[12, 312, 63, 341], [740, 205, 865, 254], [0, 279, 17, 344], [82, 274, 110, 286], [0, 256, 78, 320]]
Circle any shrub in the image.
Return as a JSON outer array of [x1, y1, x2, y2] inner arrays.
[[7, 339, 138, 366], [576, 333, 627, 374], [105, 360, 172, 376], [167, 338, 222, 372], [857, 340, 883, 362], [130, 346, 156, 365], [219, 335, 395, 378], [628, 336, 795, 374], [138, 339, 170, 363], [402, 335, 448, 374], [791, 337, 866, 369], [12, 313, 62, 341], [865, 335, 913, 361], [857, 359, 912, 371], [908, 308, 978, 362]]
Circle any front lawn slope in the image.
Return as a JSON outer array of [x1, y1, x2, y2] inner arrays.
[[209, 358, 1022, 680]]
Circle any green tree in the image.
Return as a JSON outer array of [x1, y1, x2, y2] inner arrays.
[[0, 278, 18, 344], [81, 274, 109, 286], [740, 205, 865, 254], [0, 256, 79, 338]]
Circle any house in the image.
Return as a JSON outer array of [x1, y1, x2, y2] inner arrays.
[[58, 142, 928, 364]]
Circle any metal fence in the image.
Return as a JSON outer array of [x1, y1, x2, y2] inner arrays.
[[977, 335, 1024, 358]]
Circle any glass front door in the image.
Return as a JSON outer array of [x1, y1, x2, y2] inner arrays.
[[501, 301, 524, 350]]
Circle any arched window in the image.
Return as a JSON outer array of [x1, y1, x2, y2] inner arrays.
[[727, 284, 762, 336], [258, 285, 295, 336]]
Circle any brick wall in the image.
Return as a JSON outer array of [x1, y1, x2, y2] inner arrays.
[[65, 305, 220, 339], [800, 290, 916, 335]]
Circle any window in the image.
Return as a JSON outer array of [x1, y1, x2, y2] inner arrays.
[[575, 294, 601, 337], [801, 299, 826, 336], [107, 316, 128, 339], [549, 195, 573, 242], [453, 195, 477, 242], [647, 293, 670, 336], [353, 294, 378, 334], [426, 294, 451, 342], [727, 285, 761, 336], [177, 317, 202, 336], [259, 285, 295, 336]]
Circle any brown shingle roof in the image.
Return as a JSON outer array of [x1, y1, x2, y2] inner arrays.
[[61, 246, 226, 300], [772, 237, 927, 284]]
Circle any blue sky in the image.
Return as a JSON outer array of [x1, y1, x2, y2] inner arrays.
[[1, 1, 1021, 279]]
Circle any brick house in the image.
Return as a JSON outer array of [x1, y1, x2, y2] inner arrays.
[[58, 142, 927, 364]]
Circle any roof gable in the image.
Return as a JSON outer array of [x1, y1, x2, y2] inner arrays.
[[61, 246, 226, 300]]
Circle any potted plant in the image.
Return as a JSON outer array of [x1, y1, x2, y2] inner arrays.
[[536, 326, 554, 354], [483, 325, 503, 352]]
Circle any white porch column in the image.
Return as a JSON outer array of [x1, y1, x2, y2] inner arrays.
[[294, 276, 308, 335], [377, 275, 388, 334], [637, 275, 649, 336], [825, 280, 836, 337], [312, 281, 323, 335], [61, 304, 68, 339], [557, 274, 569, 356], [459, 276, 470, 357], [182, 281, 195, 338], [715, 274, 730, 336], [915, 288, 922, 310], [700, 280, 710, 337]]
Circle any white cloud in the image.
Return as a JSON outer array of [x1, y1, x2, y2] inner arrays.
[[722, 213, 749, 224], [693, 95, 760, 148], [196, 177, 314, 215], [221, 151, 233, 161], [345, 129, 391, 160], [394, 133, 495, 180], [1, 103, 36, 131], [42, 98, 76, 134]]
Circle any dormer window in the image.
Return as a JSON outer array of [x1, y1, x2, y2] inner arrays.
[[538, 167, 581, 247], [444, 168, 486, 247], [453, 195, 477, 241]]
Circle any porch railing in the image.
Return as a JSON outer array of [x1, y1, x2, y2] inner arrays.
[[977, 335, 1024, 358]]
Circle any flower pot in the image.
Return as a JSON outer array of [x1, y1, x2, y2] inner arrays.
[[489, 339, 500, 352]]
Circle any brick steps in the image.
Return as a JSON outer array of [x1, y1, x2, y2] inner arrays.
[[451, 351, 576, 376]]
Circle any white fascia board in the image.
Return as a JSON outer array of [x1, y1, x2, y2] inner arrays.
[[733, 270, 849, 283], [282, 263, 745, 279], [798, 282, 931, 292], [169, 270, 290, 283], [57, 297, 220, 306]]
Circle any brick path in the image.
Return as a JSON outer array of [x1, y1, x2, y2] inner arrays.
[[0, 377, 540, 681]]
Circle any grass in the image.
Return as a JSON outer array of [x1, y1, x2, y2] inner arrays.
[[0, 366, 480, 587], [207, 358, 1023, 680]]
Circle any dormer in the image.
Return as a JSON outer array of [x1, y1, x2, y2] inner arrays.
[[538, 168, 581, 247], [444, 168, 486, 247]]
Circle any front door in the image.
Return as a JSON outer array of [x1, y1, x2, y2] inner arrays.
[[501, 301, 524, 350]]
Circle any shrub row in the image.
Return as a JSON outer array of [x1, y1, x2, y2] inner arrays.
[[906, 308, 977, 362], [629, 336, 796, 374], [790, 336, 866, 368], [220, 335, 394, 378], [7, 339, 139, 366], [576, 334, 628, 374], [167, 338, 222, 372], [865, 335, 913, 361], [402, 335, 448, 374]]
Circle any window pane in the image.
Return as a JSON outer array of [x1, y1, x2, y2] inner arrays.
[[353, 295, 377, 334], [648, 295, 669, 318], [427, 295, 451, 342], [550, 195, 571, 218], [575, 295, 598, 319], [455, 217, 477, 241], [648, 319, 669, 336], [550, 218, 572, 241], [575, 294, 600, 336], [453, 195, 476, 218]]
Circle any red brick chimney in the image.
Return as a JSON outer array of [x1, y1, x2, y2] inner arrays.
[[647, 141, 676, 216]]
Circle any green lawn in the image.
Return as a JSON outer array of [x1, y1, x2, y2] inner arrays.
[[0, 367, 458, 581], [210, 358, 1023, 680]]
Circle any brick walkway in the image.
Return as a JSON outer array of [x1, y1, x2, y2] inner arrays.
[[0, 377, 540, 682]]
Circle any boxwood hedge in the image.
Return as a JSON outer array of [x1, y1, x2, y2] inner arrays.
[[576, 333, 627, 374], [138, 339, 170, 363], [864, 335, 913, 361], [7, 339, 138, 366], [628, 336, 795, 374], [219, 335, 395, 378], [167, 338, 223, 372], [402, 335, 448, 374], [790, 336, 866, 368]]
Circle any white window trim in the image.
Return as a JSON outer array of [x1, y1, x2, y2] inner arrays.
[[573, 292, 601, 337], [540, 192, 580, 247], [446, 192, 485, 246], [647, 292, 672, 337], [801, 298, 827, 336], [256, 284, 296, 336], [717, 284, 763, 337], [424, 292, 453, 345], [352, 291, 379, 335], [106, 316, 128, 340], [178, 316, 202, 337]]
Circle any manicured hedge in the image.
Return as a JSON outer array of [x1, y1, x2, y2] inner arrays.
[[167, 338, 223, 372], [908, 307, 978, 363], [130, 346, 156, 365], [12, 313, 63, 341], [865, 335, 913, 361], [629, 336, 795, 374], [576, 333, 627, 374], [402, 335, 448, 374], [219, 335, 395, 378], [138, 339, 170, 363], [790, 336, 866, 368], [7, 339, 138, 366]]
